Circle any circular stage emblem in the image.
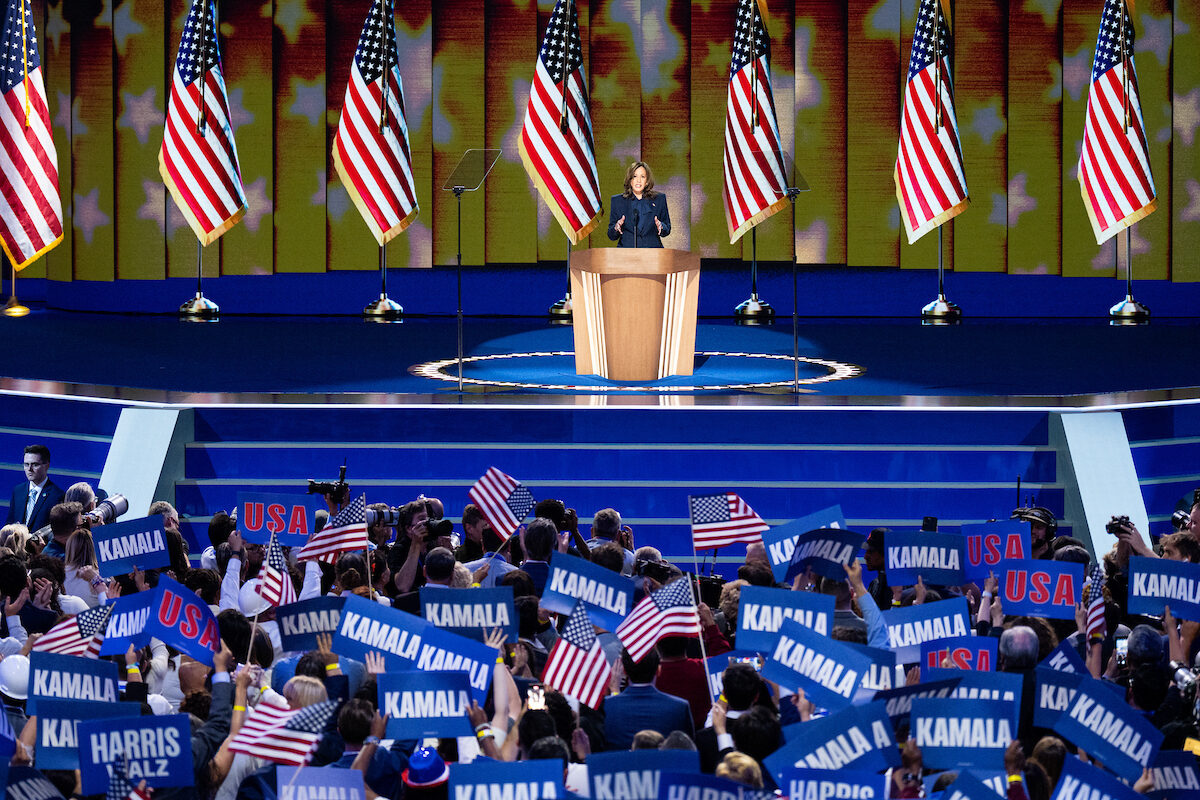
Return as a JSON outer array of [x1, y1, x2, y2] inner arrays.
[[410, 350, 864, 393]]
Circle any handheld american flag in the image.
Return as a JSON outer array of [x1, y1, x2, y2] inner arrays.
[[1078, 0, 1156, 245], [1084, 562, 1107, 639], [32, 604, 111, 659], [229, 695, 338, 766], [518, 0, 602, 245], [689, 492, 769, 550], [542, 599, 611, 709], [469, 467, 535, 541], [615, 577, 701, 662], [895, 0, 969, 245], [298, 494, 369, 564], [159, 0, 247, 246], [332, 0, 418, 246], [106, 756, 150, 800], [257, 529, 297, 607], [721, 0, 789, 245], [0, 0, 63, 271]]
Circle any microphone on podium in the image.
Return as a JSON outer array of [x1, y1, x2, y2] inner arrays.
[[632, 207, 639, 248]]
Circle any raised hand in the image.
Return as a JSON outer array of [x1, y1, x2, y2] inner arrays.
[[365, 651, 387, 676], [614, 215, 625, 234], [654, 216, 663, 234]]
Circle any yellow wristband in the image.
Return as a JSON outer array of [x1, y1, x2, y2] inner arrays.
[[233, 705, 246, 712], [325, 663, 340, 672], [1007, 775, 1023, 784], [126, 666, 140, 673], [496, 655, 505, 664]]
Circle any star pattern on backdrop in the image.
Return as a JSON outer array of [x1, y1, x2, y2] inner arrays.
[[268, 0, 317, 45], [969, 103, 1004, 145], [1006, 174, 1038, 228], [74, 189, 112, 244], [242, 178, 271, 232], [227, 87, 254, 130], [136, 179, 167, 234], [118, 87, 162, 145], [1181, 179, 1200, 223], [287, 77, 324, 126], [54, 92, 88, 139], [45, 1, 69, 53], [1174, 88, 1200, 147], [308, 170, 325, 207], [112, 1, 146, 55]]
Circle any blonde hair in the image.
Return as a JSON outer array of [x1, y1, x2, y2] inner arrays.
[[621, 161, 658, 198], [719, 579, 748, 628], [715, 751, 763, 788], [451, 562, 472, 588], [65, 528, 98, 569], [283, 676, 328, 709], [0, 524, 33, 559]]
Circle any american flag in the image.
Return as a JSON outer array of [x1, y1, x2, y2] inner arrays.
[[32, 604, 111, 659], [468, 467, 535, 541], [298, 494, 368, 564], [229, 694, 338, 766], [721, 0, 789, 245], [894, 0, 969, 245], [256, 529, 297, 607], [0, 0, 63, 271], [159, 0, 246, 246], [542, 600, 611, 709], [689, 493, 769, 550], [615, 577, 701, 662], [1084, 562, 1106, 639], [517, 0, 602, 245], [106, 756, 150, 800], [1078, 0, 1156, 245], [332, 0, 418, 246]]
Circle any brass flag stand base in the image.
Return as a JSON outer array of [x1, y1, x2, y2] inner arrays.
[[363, 245, 403, 322], [3, 262, 29, 317], [180, 240, 219, 321]]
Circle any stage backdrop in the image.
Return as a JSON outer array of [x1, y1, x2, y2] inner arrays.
[[21, 0, 1200, 284]]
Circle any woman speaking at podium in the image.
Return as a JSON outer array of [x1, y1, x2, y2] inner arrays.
[[607, 161, 671, 248]]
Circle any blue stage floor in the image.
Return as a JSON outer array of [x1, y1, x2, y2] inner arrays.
[[2, 307, 1199, 402]]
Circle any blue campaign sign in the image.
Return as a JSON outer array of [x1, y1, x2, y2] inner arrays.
[[999, 559, 1083, 620], [1151, 750, 1200, 799], [541, 552, 635, 631], [787, 527, 866, 582], [944, 771, 1006, 800], [97, 589, 157, 657], [377, 671, 473, 739], [1041, 639, 1087, 674], [452, 759, 564, 800], [92, 515, 171, 577], [77, 715, 193, 795], [872, 678, 962, 728], [886, 530, 965, 587], [277, 596, 345, 652], [762, 505, 848, 582], [333, 595, 494, 703], [922, 668, 1023, 727], [704, 650, 763, 700], [883, 597, 971, 663], [146, 575, 221, 666], [910, 697, 1016, 770], [961, 521, 1029, 581], [421, 586, 517, 641], [1052, 755, 1141, 800], [1129, 556, 1200, 621], [920, 635, 997, 672], [736, 585, 835, 652], [588, 750, 699, 800], [777, 768, 889, 800], [34, 699, 141, 770], [237, 491, 323, 547], [1052, 675, 1163, 781], [659, 771, 774, 800], [277, 766, 365, 800], [27, 652, 119, 717], [843, 641, 898, 702], [762, 618, 869, 711], [6, 767, 66, 800], [769, 701, 899, 780], [1033, 667, 1085, 729]]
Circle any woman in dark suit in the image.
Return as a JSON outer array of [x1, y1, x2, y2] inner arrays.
[[607, 161, 671, 248]]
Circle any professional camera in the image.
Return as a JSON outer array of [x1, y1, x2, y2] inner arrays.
[[1105, 515, 1133, 535], [307, 464, 350, 505], [425, 517, 454, 542], [1173, 508, 1192, 531], [84, 494, 128, 525], [364, 507, 402, 527], [636, 558, 676, 585]]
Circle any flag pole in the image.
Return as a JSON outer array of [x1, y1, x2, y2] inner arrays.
[[687, 575, 715, 705], [3, 256, 30, 318], [180, 2, 219, 321], [1108, 0, 1149, 325], [920, 0, 960, 325], [548, 0, 576, 322], [364, 2, 403, 322], [734, 1, 772, 324]]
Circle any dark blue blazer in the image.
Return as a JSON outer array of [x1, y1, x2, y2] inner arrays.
[[602, 683, 694, 750], [607, 193, 671, 248], [5, 479, 64, 532]]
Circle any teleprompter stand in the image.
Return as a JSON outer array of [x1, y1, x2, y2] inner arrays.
[[443, 148, 502, 390]]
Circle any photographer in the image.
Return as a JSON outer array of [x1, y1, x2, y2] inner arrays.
[[389, 498, 436, 596], [40, 501, 82, 560]]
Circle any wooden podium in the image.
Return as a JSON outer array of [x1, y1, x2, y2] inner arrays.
[[570, 248, 700, 381]]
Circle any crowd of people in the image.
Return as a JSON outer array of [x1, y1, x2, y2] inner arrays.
[[1, 442, 1199, 799]]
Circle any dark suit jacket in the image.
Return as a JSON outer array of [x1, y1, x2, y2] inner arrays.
[[602, 683, 693, 750], [6, 479, 64, 532], [606, 193, 671, 248]]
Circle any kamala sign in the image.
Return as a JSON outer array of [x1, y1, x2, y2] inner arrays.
[[736, 585, 834, 652], [883, 597, 971, 663], [1128, 557, 1200, 621], [885, 531, 964, 586], [93, 516, 171, 576]]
